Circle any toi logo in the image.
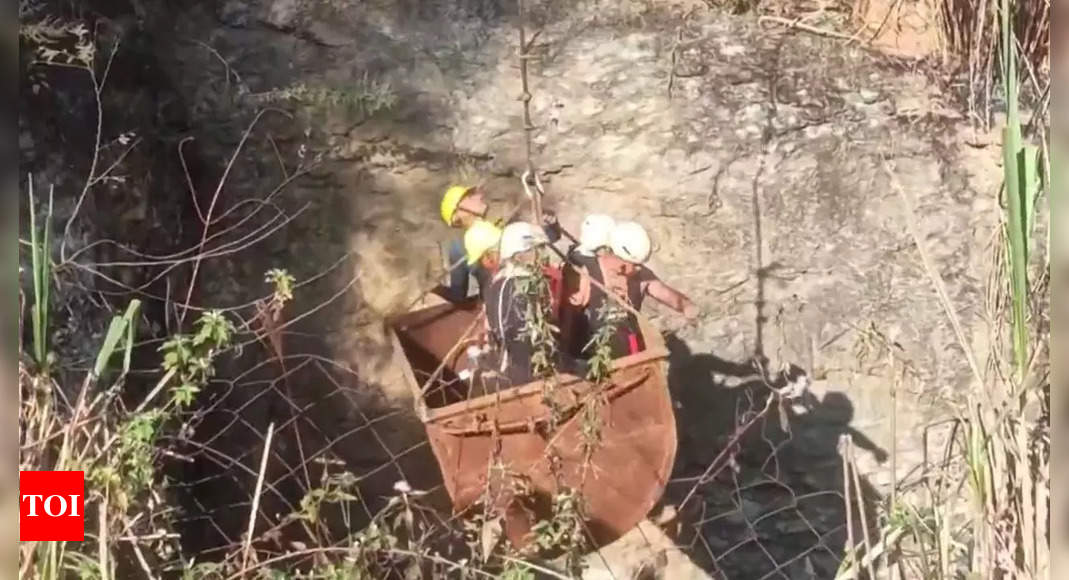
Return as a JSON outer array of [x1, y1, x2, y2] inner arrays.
[[20, 471, 85, 542]]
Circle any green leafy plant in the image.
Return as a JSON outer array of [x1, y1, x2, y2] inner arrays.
[[577, 302, 625, 468], [27, 177, 53, 372], [583, 302, 625, 383], [86, 309, 234, 520], [289, 472, 360, 526], [89, 409, 165, 507], [266, 268, 296, 309], [527, 488, 587, 576], [515, 249, 559, 380], [93, 299, 141, 379], [246, 75, 395, 119], [160, 310, 235, 407], [512, 249, 571, 435], [999, 0, 1041, 381]]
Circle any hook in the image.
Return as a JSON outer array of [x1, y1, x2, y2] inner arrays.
[[520, 169, 544, 199], [521, 169, 534, 198]]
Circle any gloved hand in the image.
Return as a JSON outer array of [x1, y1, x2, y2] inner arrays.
[[540, 211, 562, 243]]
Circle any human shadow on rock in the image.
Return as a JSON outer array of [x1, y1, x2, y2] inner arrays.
[[661, 333, 885, 580]]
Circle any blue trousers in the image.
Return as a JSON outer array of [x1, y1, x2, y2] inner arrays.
[[445, 238, 472, 302]]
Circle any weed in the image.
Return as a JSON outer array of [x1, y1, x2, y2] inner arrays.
[[20, 17, 95, 67], [26, 177, 53, 373], [288, 472, 360, 527], [869, 3, 1050, 576], [159, 310, 235, 407], [528, 488, 587, 575], [583, 302, 625, 384], [515, 249, 559, 381], [578, 302, 625, 471], [246, 75, 396, 120], [936, 0, 1049, 125], [498, 560, 538, 580], [266, 268, 296, 311], [999, 0, 1041, 380], [18, 307, 232, 578], [513, 248, 569, 433]]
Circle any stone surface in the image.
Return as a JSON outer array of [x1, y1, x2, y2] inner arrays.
[[260, 0, 300, 30], [218, 0, 251, 27], [582, 520, 714, 580], [303, 20, 352, 47]]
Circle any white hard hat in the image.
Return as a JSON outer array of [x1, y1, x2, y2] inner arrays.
[[577, 214, 616, 256], [610, 221, 652, 264], [499, 222, 549, 261]]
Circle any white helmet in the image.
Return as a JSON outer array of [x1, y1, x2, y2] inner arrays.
[[499, 222, 549, 261], [577, 214, 616, 256], [610, 221, 652, 264]]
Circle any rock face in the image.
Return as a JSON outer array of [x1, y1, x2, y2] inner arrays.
[[260, 0, 301, 30], [219, 0, 252, 27], [51, 0, 1005, 577], [582, 520, 714, 580]]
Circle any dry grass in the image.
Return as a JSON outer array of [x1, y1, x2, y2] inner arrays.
[[867, 5, 1050, 572], [934, 0, 1049, 126], [753, 0, 1049, 125], [880, 163, 1048, 579], [937, 0, 1049, 74]]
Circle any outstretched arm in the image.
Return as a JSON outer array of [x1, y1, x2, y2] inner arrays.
[[846, 426, 889, 464], [642, 273, 699, 319]]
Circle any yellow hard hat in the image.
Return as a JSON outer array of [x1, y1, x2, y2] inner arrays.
[[440, 185, 474, 226], [463, 220, 502, 265]]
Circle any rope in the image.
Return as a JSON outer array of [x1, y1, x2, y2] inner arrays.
[[517, 0, 543, 223], [511, 3, 672, 332]]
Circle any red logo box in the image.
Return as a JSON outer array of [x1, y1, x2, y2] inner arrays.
[[20, 471, 85, 542]]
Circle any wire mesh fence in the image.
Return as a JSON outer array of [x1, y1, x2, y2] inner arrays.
[[163, 346, 446, 558], [151, 315, 881, 579]]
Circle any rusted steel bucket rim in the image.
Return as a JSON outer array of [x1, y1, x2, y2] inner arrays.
[[437, 369, 652, 436], [422, 346, 668, 425]]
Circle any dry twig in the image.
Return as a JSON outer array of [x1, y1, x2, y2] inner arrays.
[[241, 421, 275, 573]]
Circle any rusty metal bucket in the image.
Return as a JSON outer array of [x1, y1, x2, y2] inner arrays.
[[388, 299, 677, 549]]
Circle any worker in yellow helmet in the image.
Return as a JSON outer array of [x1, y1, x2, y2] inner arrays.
[[438, 183, 561, 302], [461, 219, 503, 300], [441, 185, 490, 230]]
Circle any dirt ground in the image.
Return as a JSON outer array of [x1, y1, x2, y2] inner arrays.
[[130, 0, 1010, 576]]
